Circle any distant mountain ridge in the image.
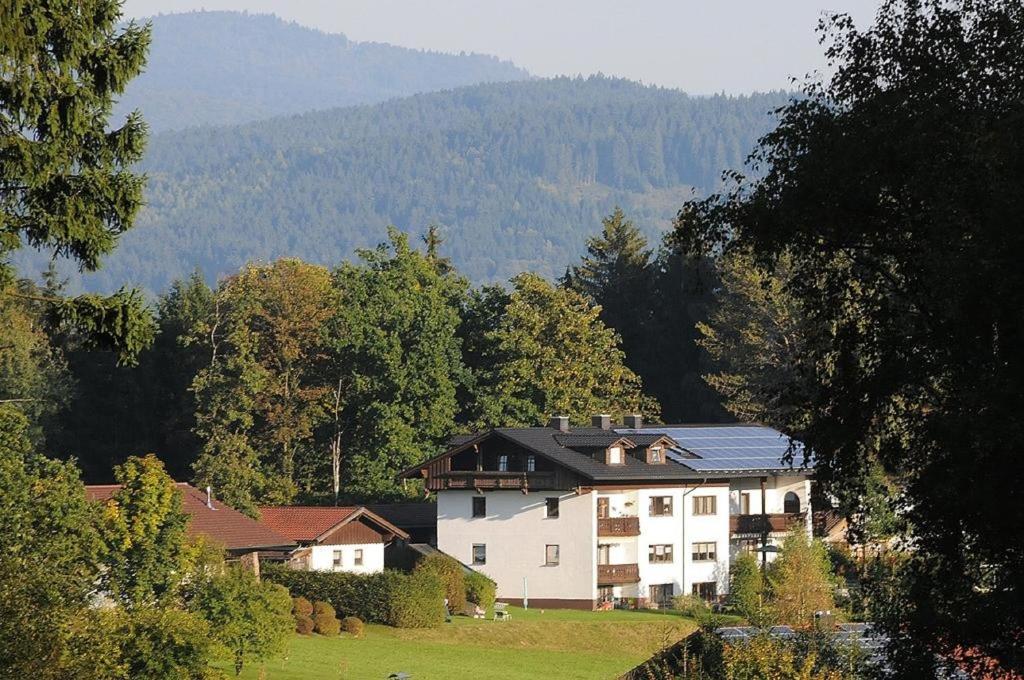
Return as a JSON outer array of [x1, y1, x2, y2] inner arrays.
[[42, 77, 788, 294], [113, 11, 531, 131]]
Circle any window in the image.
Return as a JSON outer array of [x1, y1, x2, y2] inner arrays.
[[332, 549, 343, 569], [784, 491, 801, 514], [498, 454, 509, 472], [353, 549, 363, 566], [472, 496, 486, 518], [545, 497, 560, 518], [545, 544, 560, 566], [740, 492, 751, 515], [693, 495, 717, 516], [472, 544, 486, 565], [650, 583, 674, 607], [597, 497, 610, 518], [692, 581, 717, 602], [649, 496, 673, 517], [598, 585, 615, 604], [738, 538, 760, 554], [649, 446, 663, 463], [648, 544, 674, 563], [527, 454, 536, 472], [597, 544, 610, 565], [607, 446, 623, 465], [692, 542, 717, 562]]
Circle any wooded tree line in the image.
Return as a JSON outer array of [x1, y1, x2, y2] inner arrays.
[[37, 217, 732, 511]]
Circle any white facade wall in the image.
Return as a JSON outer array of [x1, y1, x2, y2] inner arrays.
[[307, 542, 385, 574], [729, 475, 810, 515], [437, 489, 596, 604], [680, 485, 732, 598], [729, 475, 814, 562], [595, 484, 731, 603]]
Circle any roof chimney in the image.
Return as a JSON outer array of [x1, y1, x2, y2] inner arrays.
[[623, 414, 643, 430], [549, 415, 569, 432], [592, 414, 611, 430]]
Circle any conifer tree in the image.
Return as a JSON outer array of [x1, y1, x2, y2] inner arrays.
[[0, 0, 154, 363]]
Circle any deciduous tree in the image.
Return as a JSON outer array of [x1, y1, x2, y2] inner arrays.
[[468, 272, 657, 426], [98, 454, 190, 608], [674, 0, 1024, 671]]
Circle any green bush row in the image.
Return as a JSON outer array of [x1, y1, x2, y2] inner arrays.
[[264, 565, 445, 628]]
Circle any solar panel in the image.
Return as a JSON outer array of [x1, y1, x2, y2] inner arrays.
[[617, 425, 812, 473]]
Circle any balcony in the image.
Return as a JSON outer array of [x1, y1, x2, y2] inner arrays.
[[437, 471, 557, 491], [598, 516, 640, 537], [597, 563, 640, 585], [730, 513, 804, 535]]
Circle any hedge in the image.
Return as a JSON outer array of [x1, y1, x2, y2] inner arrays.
[[465, 570, 496, 615], [263, 565, 444, 628], [414, 553, 466, 612]]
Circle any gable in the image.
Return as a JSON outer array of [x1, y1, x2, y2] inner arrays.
[[319, 516, 389, 545]]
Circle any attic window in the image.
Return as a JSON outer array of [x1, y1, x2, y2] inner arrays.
[[607, 445, 624, 465], [648, 446, 663, 464]]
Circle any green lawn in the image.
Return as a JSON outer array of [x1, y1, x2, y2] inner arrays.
[[223, 606, 705, 680]]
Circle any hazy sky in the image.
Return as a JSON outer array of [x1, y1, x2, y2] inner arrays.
[[121, 0, 883, 94]]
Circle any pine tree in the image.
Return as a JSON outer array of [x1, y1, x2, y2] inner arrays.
[[0, 0, 154, 363]]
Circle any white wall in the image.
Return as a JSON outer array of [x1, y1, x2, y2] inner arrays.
[[307, 542, 385, 574], [680, 485, 731, 598], [597, 484, 731, 603], [728, 474, 814, 563], [729, 475, 809, 515], [437, 489, 596, 604]]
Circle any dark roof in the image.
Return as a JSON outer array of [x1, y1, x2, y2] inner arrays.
[[483, 427, 707, 482], [418, 423, 811, 483], [258, 506, 409, 543], [86, 483, 295, 552], [365, 502, 437, 529]]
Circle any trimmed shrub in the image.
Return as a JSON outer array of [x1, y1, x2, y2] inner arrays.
[[390, 570, 446, 629], [313, 612, 341, 636], [311, 601, 335, 619], [414, 553, 466, 612], [312, 600, 340, 635], [465, 570, 496, 615], [264, 565, 444, 628], [295, 615, 315, 635], [341, 616, 365, 638], [292, 596, 313, 618]]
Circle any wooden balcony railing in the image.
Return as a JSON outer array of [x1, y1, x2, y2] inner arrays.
[[730, 513, 805, 535], [437, 471, 557, 490], [597, 563, 640, 585], [597, 516, 640, 537]]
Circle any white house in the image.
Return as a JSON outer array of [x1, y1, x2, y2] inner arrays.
[[258, 506, 409, 574], [401, 416, 812, 610]]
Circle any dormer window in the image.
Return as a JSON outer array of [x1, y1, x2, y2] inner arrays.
[[607, 445, 623, 465], [648, 446, 663, 464]]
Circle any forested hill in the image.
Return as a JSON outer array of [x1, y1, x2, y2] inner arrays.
[[113, 11, 531, 131], [62, 78, 789, 293]]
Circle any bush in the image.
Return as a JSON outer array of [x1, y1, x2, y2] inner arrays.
[[311, 601, 335, 619], [465, 570, 496, 615], [414, 553, 466, 612], [341, 616, 365, 638], [313, 613, 340, 636], [295, 615, 314, 635], [292, 596, 313, 618], [389, 570, 446, 628], [263, 565, 444, 628]]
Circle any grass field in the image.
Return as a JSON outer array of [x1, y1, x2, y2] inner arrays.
[[224, 606, 705, 680]]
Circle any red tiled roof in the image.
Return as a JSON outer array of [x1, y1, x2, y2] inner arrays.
[[86, 483, 295, 552], [258, 506, 409, 543]]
